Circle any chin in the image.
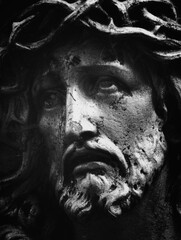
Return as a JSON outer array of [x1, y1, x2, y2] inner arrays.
[[58, 168, 141, 220]]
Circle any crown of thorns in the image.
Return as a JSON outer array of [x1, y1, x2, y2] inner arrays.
[[0, 0, 181, 60]]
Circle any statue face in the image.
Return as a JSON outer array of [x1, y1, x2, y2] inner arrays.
[[33, 36, 167, 219]]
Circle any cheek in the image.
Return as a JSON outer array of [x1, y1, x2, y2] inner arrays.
[[125, 125, 167, 197], [38, 110, 65, 175], [97, 92, 159, 149], [96, 91, 167, 192], [39, 109, 65, 141]]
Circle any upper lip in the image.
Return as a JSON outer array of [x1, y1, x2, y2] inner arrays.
[[62, 142, 128, 183]]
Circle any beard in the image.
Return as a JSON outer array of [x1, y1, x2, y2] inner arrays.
[[59, 167, 131, 219], [56, 120, 167, 220]]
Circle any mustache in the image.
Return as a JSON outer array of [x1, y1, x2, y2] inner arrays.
[[62, 135, 128, 183], [85, 135, 128, 169]]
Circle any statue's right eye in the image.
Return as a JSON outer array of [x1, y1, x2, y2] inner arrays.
[[96, 77, 119, 94], [41, 91, 63, 110]]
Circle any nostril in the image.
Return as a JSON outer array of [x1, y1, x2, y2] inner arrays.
[[79, 131, 97, 141], [65, 118, 98, 146]]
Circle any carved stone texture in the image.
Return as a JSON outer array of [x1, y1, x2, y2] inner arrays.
[[0, 1, 181, 240]]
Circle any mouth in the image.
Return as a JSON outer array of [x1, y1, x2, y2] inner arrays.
[[63, 144, 127, 183]]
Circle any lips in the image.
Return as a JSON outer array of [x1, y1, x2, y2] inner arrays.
[[73, 161, 116, 179], [62, 142, 128, 183]]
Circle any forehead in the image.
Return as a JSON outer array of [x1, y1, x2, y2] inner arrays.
[[51, 35, 124, 68], [32, 32, 150, 91], [39, 33, 144, 80]]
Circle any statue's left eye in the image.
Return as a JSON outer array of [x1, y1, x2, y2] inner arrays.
[[42, 91, 62, 109], [96, 77, 119, 94]]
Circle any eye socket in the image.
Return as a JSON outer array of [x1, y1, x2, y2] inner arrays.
[[96, 76, 119, 94], [41, 91, 63, 109]]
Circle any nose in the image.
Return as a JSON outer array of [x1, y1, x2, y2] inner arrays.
[[64, 89, 97, 146]]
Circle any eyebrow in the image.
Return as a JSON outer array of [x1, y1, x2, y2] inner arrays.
[[39, 72, 65, 89], [76, 64, 130, 73], [75, 64, 141, 88], [32, 71, 65, 99]]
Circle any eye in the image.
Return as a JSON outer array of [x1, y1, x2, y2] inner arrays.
[[41, 91, 63, 109], [96, 77, 119, 94]]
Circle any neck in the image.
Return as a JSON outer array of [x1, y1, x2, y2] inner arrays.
[[73, 164, 178, 240]]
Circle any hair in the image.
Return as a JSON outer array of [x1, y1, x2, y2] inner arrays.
[[0, 0, 181, 239]]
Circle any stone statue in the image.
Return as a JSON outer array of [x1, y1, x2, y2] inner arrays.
[[0, 0, 181, 239]]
